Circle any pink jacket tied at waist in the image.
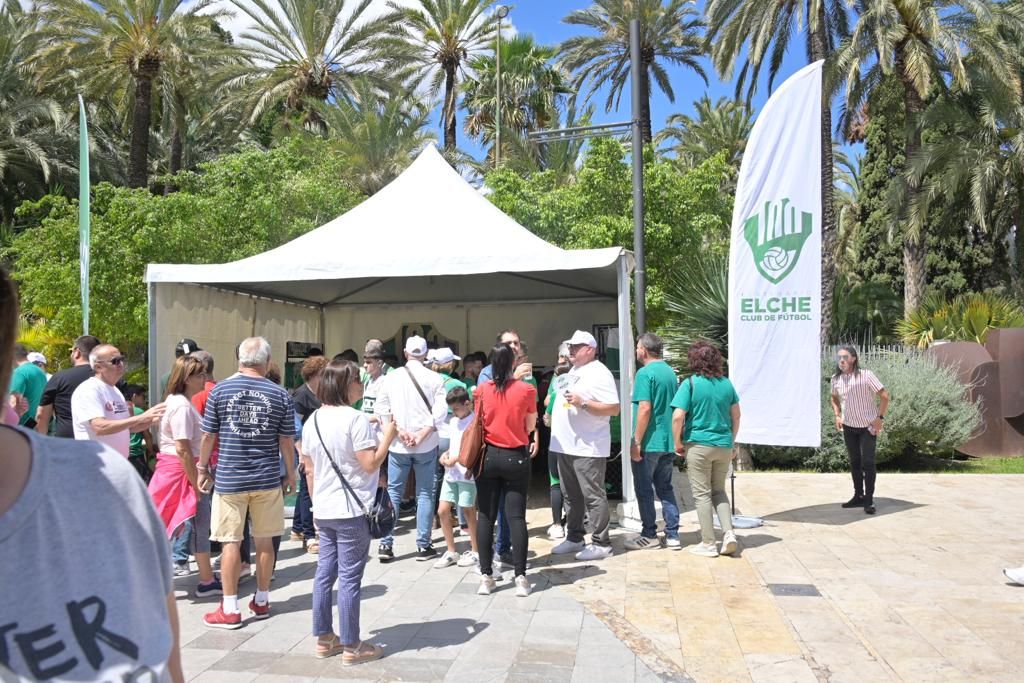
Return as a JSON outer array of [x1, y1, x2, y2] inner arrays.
[[148, 452, 198, 539]]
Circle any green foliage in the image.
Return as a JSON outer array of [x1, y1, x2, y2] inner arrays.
[[659, 249, 728, 373], [6, 137, 362, 354], [485, 138, 733, 328], [895, 292, 1024, 348], [754, 351, 983, 471], [831, 275, 903, 344]]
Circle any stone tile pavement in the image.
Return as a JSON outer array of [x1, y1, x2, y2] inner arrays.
[[175, 472, 1024, 682]]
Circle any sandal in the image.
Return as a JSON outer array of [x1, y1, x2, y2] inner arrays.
[[342, 641, 383, 666], [315, 633, 345, 659], [306, 539, 320, 554]]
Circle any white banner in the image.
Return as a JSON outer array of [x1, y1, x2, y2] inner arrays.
[[728, 61, 823, 447]]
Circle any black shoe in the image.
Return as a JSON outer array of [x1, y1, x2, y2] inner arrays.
[[864, 501, 876, 515], [399, 499, 416, 513], [415, 546, 437, 561], [378, 544, 394, 563], [497, 552, 514, 571], [841, 495, 865, 509]]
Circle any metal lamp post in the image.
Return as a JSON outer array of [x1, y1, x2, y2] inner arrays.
[[495, 5, 510, 168]]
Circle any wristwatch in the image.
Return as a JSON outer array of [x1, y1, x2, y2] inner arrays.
[[581, 400, 589, 411]]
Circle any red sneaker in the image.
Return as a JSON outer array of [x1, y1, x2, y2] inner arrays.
[[249, 597, 270, 620], [204, 604, 242, 629]]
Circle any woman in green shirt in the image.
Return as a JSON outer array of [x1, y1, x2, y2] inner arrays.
[[671, 341, 741, 558]]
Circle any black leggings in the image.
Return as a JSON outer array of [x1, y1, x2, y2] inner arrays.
[[548, 448, 564, 526], [475, 444, 530, 577], [842, 425, 877, 501]]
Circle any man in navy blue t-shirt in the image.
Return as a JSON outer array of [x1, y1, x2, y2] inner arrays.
[[197, 337, 296, 630]]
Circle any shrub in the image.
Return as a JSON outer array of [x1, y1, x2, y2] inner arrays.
[[752, 349, 982, 471]]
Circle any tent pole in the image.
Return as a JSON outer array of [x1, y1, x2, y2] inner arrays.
[[147, 281, 157, 407], [617, 253, 636, 505], [319, 304, 326, 353]]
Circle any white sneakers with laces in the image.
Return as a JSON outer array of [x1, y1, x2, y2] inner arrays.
[[575, 544, 613, 561], [689, 542, 719, 557], [624, 535, 660, 551], [477, 575, 496, 595], [514, 575, 531, 597], [546, 524, 566, 540], [720, 531, 738, 556], [551, 539, 585, 555], [433, 551, 459, 569], [456, 551, 479, 568]]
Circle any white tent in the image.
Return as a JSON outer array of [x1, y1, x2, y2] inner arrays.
[[146, 144, 636, 496]]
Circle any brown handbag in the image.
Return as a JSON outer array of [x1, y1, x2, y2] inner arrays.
[[457, 396, 486, 476]]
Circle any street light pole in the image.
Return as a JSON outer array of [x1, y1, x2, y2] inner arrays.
[[495, 5, 509, 168], [630, 18, 646, 334]]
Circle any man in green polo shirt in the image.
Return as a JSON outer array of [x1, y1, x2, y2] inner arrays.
[[9, 344, 47, 428], [625, 333, 681, 551]]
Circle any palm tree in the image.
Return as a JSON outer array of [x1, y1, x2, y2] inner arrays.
[[0, 0, 67, 219], [312, 79, 435, 195], [560, 0, 707, 143], [461, 35, 571, 166], [386, 0, 497, 152], [705, 0, 850, 341], [835, 0, 1017, 313], [32, 0, 224, 188], [216, 0, 394, 130], [488, 102, 595, 182], [654, 95, 752, 169], [832, 149, 862, 280]]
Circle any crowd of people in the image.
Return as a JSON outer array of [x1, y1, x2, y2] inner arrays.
[[9, 261, 1009, 682]]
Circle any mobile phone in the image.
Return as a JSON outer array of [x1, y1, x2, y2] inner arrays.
[[199, 478, 213, 494]]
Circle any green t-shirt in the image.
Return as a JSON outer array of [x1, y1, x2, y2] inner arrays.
[[545, 381, 557, 416], [10, 362, 48, 426], [670, 375, 740, 448], [440, 373, 468, 412], [129, 406, 145, 458], [631, 360, 679, 453]]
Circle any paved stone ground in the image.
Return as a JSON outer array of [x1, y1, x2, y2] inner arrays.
[[176, 472, 1024, 682]]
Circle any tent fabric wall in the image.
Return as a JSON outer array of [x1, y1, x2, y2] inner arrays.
[[149, 283, 320, 400]]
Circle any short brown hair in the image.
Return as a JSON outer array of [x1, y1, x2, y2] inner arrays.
[[0, 268, 18, 393], [165, 355, 206, 399], [265, 362, 282, 385], [301, 355, 328, 382], [687, 340, 724, 379], [316, 360, 361, 407]]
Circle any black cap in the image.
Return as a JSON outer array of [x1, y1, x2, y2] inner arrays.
[[175, 338, 201, 356]]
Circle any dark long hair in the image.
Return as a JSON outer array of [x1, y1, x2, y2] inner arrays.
[[832, 345, 860, 379], [490, 343, 515, 392], [317, 360, 361, 406], [687, 340, 724, 378]]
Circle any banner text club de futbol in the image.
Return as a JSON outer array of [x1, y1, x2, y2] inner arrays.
[[728, 60, 823, 448]]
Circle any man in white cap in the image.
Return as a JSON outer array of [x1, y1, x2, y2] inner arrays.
[[374, 335, 448, 562], [27, 351, 51, 381], [549, 330, 621, 561]]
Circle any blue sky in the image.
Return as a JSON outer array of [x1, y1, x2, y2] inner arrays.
[[450, 0, 827, 161]]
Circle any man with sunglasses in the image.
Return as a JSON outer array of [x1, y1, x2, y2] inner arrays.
[[71, 344, 165, 457]]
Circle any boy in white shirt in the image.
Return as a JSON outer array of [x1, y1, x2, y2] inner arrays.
[[434, 387, 480, 569]]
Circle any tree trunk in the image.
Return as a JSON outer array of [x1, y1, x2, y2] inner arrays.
[[128, 71, 155, 189], [640, 65, 653, 144], [898, 56, 927, 313], [443, 64, 458, 151], [811, 3, 837, 345], [164, 93, 185, 196]]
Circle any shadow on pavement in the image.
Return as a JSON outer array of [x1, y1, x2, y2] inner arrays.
[[370, 618, 489, 653], [763, 497, 923, 525]]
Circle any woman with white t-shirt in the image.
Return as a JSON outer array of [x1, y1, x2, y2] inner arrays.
[[305, 360, 396, 665], [148, 354, 221, 596]]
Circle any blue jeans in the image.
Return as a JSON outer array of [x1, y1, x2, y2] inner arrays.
[[496, 490, 511, 554], [631, 451, 680, 539], [172, 519, 193, 564], [312, 516, 370, 644], [292, 470, 315, 539], [382, 448, 439, 549]]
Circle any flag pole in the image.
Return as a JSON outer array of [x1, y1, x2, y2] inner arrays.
[[78, 95, 90, 336]]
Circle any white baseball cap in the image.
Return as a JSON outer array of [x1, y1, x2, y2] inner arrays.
[[563, 330, 598, 348], [433, 347, 461, 364], [27, 351, 47, 365], [404, 335, 428, 357]]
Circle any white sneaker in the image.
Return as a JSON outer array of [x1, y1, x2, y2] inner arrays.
[[575, 544, 613, 561], [623, 535, 660, 551], [551, 539, 585, 555], [665, 537, 682, 549], [720, 531, 738, 556], [1004, 566, 1024, 585], [477, 575, 496, 595], [689, 542, 719, 557], [457, 551, 479, 568], [433, 551, 458, 569], [547, 523, 565, 540], [514, 575, 531, 597]]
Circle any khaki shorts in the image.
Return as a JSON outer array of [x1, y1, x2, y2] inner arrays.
[[210, 488, 284, 542]]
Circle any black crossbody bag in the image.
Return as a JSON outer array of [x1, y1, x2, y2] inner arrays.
[[312, 413, 395, 539]]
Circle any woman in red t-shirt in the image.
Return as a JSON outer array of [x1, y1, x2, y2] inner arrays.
[[474, 343, 537, 597]]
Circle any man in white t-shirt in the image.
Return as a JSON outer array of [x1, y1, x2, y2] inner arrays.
[[71, 344, 165, 457], [549, 330, 621, 562]]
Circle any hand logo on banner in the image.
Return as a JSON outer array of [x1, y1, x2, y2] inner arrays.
[[742, 198, 813, 285]]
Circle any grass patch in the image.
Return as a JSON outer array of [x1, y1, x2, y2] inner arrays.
[[748, 455, 1024, 474]]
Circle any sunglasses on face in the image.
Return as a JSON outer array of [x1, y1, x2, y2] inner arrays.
[[837, 355, 852, 361], [101, 356, 126, 366]]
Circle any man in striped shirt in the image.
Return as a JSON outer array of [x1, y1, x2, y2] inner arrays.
[[830, 345, 890, 515], [197, 337, 296, 629]]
